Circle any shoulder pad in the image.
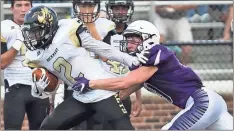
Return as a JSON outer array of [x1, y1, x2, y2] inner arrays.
[[95, 18, 116, 39], [1, 20, 19, 40]]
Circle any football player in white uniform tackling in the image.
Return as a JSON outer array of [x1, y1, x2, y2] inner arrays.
[[21, 6, 146, 130]]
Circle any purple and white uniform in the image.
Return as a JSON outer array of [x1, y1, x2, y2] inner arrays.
[[142, 45, 233, 130]]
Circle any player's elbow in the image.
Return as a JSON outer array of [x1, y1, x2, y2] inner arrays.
[[1, 62, 9, 70], [1, 56, 14, 70], [135, 77, 147, 85]]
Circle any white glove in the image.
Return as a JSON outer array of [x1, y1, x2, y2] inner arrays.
[[31, 84, 51, 99], [31, 72, 51, 99], [33, 72, 50, 91], [136, 50, 150, 64]]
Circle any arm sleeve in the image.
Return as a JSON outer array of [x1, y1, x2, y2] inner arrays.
[[78, 30, 140, 67], [22, 58, 42, 69], [1, 42, 7, 54]]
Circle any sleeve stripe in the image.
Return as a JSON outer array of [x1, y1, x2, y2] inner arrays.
[[22, 59, 41, 68], [1, 35, 7, 43], [154, 49, 161, 65]]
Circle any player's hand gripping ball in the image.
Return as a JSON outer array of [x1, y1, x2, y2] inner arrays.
[[32, 68, 59, 92]]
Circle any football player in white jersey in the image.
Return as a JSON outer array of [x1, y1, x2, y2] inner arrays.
[[105, 0, 142, 118], [58, 0, 118, 107], [56, 0, 120, 129], [21, 6, 146, 130], [1, 0, 50, 130], [69, 0, 142, 129]]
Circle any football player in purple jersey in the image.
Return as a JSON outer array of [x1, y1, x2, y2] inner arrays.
[[71, 20, 233, 130]]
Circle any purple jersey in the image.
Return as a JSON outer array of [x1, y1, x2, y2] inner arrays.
[[143, 45, 203, 109]]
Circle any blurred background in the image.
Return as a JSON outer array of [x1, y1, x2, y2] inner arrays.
[[1, 0, 233, 130]]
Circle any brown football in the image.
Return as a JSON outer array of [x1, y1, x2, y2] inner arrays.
[[32, 68, 59, 92]]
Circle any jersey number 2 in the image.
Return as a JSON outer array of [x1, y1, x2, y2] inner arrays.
[[53, 57, 84, 85]]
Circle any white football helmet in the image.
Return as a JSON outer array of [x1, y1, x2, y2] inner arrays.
[[120, 20, 160, 55]]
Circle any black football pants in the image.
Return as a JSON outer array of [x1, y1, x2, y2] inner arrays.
[[40, 94, 134, 130], [4, 80, 50, 130]]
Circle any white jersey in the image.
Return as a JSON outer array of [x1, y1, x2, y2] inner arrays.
[[88, 18, 116, 57], [101, 32, 129, 76], [1, 20, 32, 86], [24, 18, 138, 103], [94, 18, 115, 40], [87, 18, 129, 76]]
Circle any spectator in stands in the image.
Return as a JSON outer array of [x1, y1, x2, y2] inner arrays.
[[1, 0, 50, 130], [209, 5, 229, 23], [223, 5, 233, 40], [187, 5, 212, 23], [149, 2, 197, 65]]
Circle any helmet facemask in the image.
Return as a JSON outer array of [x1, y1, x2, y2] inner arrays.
[[73, 1, 100, 23], [120, 30, 156, 56], [120, 33, 143, 56], [22, 6, 59, 51], [22, 23, 51, 51], [106, 1, 134, 23]]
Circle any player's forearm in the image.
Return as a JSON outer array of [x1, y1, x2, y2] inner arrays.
[[119, 84, 142, 100], [91, 39, 139, 67], [89, 77, 131, 90], [89, 66, 158, 90], [81, 34, 140, 67], [1, 48, 18, 69]]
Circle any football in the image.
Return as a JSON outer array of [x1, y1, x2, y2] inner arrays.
[[32, 68, 59, 92]]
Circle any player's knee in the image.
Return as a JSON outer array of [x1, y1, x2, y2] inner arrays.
[[218, 111, 233, 129]]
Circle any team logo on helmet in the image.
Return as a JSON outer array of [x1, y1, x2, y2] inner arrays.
[[32, 7, 53, 24]]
